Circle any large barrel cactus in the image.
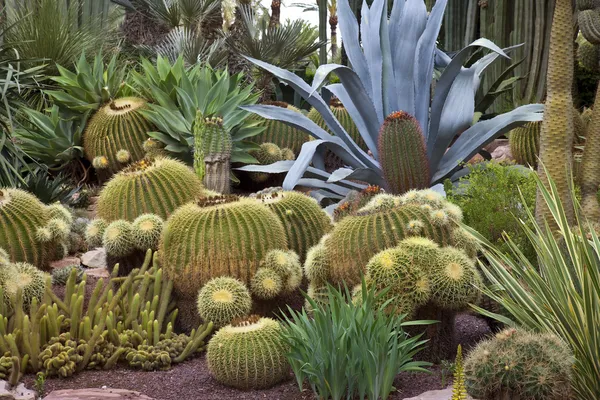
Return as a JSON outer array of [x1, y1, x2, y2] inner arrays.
[[84, 97, 153, 173], [378, 112, 430, 194], [250, 101, 310, 154], [159, 195, 288, 298], [0, 189, 71, 269], [255, 190, 332, 260], [96, 157, 204, 222]]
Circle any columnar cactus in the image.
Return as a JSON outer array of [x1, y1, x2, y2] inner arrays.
[[196, 277, 252, 328], [206, 316, 290, 389], [250, 101, 310, 154], [84, 97, 152, 174], [0, 189, 70, 269], [194, 116, 232, 194], [96, 158, 204, 222], [464, 328, 573, 399], [255, 190, 332, 260], [378, 112, 430, 194], [159, 196, 288, 298]]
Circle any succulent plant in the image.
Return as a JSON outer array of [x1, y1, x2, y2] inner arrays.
[[333, 185, 383, 222], [250, 267, 284, 300], [85, 219, 108, 249], [303, 236, 331, 283], [160, 195, 288, 298], [0, 262, 48, 310], [250, 101, 310, 154], [207, 315, 289, 389], [196, 277, 252, 328], [131, 214, 164, 251], [103, 220, 135, 258], [577, 35, 599, 71], [96, 157, 204, 222], [260, 249, 303, 294], [464, 328, 573, 400], [51, 265, 85, 285], [255, 190, 332, 260], [0, 248, 9, 267], [0, 189, 70, 269]]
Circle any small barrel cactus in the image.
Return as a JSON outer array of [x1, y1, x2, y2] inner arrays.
[[303, 236, 331, 284], [255, 190, 332, 260], [0, 262, 48, 310], [131, 214, 164, 251], [160, 195, 288, 298], [85, 219, 109, 249], [197, 277, 252, 328], [103, 220, 135, 258], [260, 249, 303, 295], [96, 157, 204, 222], [248, 143, 286, 184], [464, 328, 573, 400], [250, 268, 284, 300], [84, 97, 153, 174], [250, 101, 311, 154], [207, 315, 289, 389]]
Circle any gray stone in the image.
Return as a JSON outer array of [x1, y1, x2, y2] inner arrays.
[[0, 380, 37, 400], [402, 387, 476, 400], [81, 248, 106, 269], [43, 388, 154, 400]]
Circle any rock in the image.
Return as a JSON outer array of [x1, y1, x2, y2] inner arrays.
[[43, 388, 154, 400], [0, 380, 37, 400], [85, 267, 110, 279], [491, 143, 513, 162], [81, 248, 106, 269], [50, 257, 81, 270], [484, 138, 509, 154], [402, 387, 476, 400], [467, 153, 484, 164]]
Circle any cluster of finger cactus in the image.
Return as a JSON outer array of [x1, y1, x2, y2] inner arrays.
[[254, 189, 332, 260], [194, 115, 233, 194], [307, 98, 366, 151], [0, 189, 73, 269], [196, 277, 252, 328], [464, 328, 573, 399], [250, 250, 302, 300], [84, 97, 153, 174], [248, 143, 295, 184], [159, 195, 288, 298], [207, 315, 290, 389], [96, 157, 204, 222], [250, 101, 311, 154], [0, 250, 213, 379]]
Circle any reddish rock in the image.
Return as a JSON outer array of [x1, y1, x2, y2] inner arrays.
[[43, 388, 154, 400]]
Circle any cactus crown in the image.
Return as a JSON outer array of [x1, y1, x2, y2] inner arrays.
[[196, 195, 240, 208], [121, 157, 154, 175], [0, 190, 9, 206], [231, 314, 262, 327], [329, 98, 343, 108], [106, 97, 145, 115], [384, 110, 419, 123]]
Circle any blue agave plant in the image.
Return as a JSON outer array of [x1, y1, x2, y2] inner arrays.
[[238, 0, 543, 203]]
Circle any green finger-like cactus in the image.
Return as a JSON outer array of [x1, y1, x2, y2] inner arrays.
[[207, 316, 290, 389], [97, 157, 204, 222], [250, 101, 310, 154], [427, 247, 482, 309], [194, 116, 232, 194], [0, 189, 56, 268], [0, 262, 48, 309], [366, 247, 431, 309], [84, 97, 152, 174], [464, 328, 573, 399], [85, 219, 108, 249], [250, 268, 284, 300], [260, 249, 302, 294], [131, 214, 164, 251], [160, 196, 288, 298], [303, 236, 331, 283], [255, 191, 332, 260], [378, 111, 430, 194], [325, 204, 454, 287], [103, 220, 135, 257], [307, 99, 367, 151], [197, 277, 252, 328]]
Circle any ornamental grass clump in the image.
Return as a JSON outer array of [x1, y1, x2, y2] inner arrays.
[[281, 281, 431, 400]]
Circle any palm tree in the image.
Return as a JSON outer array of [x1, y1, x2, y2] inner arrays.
[[269, 0, 281, 28], [328, 0, 337, 58]]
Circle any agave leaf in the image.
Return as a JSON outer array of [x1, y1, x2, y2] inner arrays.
[[337, 0, 371, 96], [327, 167, 387, 187]]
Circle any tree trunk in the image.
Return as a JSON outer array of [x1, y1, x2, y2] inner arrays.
[[227, 0, 252, 75], [269, 0, 281, 29], [535, 0, 575, 229], [201, 0, 224, 43], [329, 14, 338, 59]]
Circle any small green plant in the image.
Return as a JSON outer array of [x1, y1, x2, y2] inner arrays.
[[445, 161, 537, 261], [281, 280, 432, 400], [34, 372, 46, 397], [440, 359, 455, 388]]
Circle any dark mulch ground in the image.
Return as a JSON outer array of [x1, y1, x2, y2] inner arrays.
[[31, 268, 492, 400]]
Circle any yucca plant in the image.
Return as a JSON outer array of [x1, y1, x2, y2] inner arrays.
[[238, 0, 543, 203], [467, 168, 600, 400], [281, 280, 431, 400], [132, 56, 264, 164]]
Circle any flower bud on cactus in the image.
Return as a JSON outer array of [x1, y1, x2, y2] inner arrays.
[[197, 277, 252, 328], [378, 112, 430, 194], [116, 149, 132, 164]]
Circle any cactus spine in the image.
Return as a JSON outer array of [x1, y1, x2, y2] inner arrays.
[[378, 111, 430, 194], [536, 0, 575, 228], [194, 116, 232, 194]]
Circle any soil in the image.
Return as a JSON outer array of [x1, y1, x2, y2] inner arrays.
[[35, 269, 492, 400]]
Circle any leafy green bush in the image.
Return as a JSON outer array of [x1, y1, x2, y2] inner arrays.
[[468, 170, 600, 400], [445, 161, 536, 261], [280, 282, 431, 400]]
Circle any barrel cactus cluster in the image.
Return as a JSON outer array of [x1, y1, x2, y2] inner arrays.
[[247, 143, 295, 184], [0, 189, 72, 269]]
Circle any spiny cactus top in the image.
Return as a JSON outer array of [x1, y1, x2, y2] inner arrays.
[[84, 97, 153, 174], [96, 157, 204, 222]]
